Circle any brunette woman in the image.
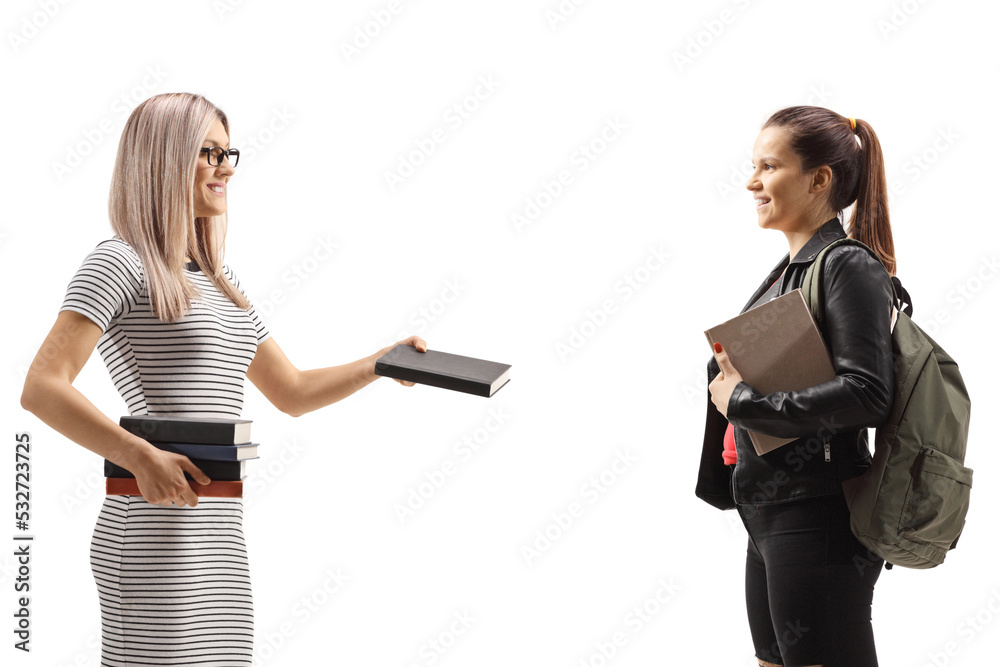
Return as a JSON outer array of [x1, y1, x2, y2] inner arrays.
[[697, 106, 896, 666]]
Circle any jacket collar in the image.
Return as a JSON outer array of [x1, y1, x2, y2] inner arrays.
[[739, 217, 846, 313], [788, 217, 847, 265]]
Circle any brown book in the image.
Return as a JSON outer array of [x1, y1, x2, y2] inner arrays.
[[106, 477, 244, 498], [705, 288, 836, 455]]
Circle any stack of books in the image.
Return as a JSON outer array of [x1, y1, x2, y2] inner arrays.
[[105, 415, 260, 498]]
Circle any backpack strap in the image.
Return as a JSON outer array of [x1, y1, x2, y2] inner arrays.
[[891, 276, 913, 318], [800, 237, 908, 322]]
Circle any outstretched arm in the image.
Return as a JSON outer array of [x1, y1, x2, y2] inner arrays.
[[246, 335, 427, 417]]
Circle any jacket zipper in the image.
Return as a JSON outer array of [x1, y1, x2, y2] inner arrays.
[[824, 442, 831, 463], [731, 428, 740, 503]]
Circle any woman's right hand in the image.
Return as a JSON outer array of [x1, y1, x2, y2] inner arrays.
[[130, 443, 211, 507]]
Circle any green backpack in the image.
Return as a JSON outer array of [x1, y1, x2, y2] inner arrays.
[[802, 238, 973, 569]]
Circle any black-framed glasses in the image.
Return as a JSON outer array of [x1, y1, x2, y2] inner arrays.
[[200, 146, 240, 168]]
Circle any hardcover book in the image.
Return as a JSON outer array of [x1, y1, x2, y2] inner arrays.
[[120, 415, 252, 445], [149, 442, 260, 461], [705, 288, 836, 456], [106, 477, 244, 498], [104, 459, 251, 481], [374, 344, 511, 397]]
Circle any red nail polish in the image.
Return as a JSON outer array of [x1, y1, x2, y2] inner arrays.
[[714, 342, 722, 354]]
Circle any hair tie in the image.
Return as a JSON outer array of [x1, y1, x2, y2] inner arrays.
[[848, 117, 857, 132]]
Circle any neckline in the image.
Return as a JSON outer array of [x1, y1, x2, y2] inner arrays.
[[184, 260, 200, 272]]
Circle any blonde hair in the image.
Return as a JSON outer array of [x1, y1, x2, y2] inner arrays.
[[108, 92, 249, 321]]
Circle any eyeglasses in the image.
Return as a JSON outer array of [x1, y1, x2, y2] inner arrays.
[[200, 146, 240, 168]]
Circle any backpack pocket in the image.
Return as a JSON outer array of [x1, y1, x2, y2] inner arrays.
[[898, 447, 973, 551]]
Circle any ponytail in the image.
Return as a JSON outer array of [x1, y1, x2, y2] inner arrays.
[[847, 118, 895, 276]]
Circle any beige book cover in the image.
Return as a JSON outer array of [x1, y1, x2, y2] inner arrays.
[[705, 288, 836, 456]]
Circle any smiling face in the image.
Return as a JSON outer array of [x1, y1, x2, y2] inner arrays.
[[746, 125, 834, 235], [193, 119, 233, 219]]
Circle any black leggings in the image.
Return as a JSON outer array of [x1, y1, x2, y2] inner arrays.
[[738, 492, 882, 666]]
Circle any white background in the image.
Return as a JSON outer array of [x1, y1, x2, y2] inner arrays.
[[2, 1, 997, 665]]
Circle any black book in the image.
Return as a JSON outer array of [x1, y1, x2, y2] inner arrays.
[[149, 442, 260, 461], [120, 415, 252, 445], [104, 458, 251, 481], [374, 344, 511, 397]]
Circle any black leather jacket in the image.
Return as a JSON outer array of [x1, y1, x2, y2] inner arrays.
[[696, 218, 895, 509]]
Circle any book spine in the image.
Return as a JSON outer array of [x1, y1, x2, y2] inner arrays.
[[105, 478, 244, 498]]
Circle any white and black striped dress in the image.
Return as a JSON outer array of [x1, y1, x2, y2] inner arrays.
[[61, 237, 269, 666]]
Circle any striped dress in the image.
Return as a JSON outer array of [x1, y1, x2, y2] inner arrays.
[[61, 237, 269, 666]]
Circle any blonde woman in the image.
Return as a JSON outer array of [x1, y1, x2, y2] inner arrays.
[[20, 92, 424, 666]]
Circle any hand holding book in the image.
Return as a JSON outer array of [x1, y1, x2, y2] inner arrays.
[[114, 415, 256, 504], [128, 442, 211, 507], [375, 336, 428, 386], [704, 288, 836, 455], [709, 342, 743, 419]]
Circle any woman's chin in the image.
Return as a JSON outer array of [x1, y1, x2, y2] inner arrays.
[[756, 214, 783, 231]]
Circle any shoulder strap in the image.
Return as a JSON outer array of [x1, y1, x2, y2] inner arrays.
[[891, 276, 913, 318], [800, 238, 908, 323]]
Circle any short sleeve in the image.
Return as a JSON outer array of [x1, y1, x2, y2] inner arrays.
[[224, 264, 271, 345], [60, 238, 143, 333]]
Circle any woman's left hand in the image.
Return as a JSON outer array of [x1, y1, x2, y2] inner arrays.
[[709, 342, 744, 419]]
